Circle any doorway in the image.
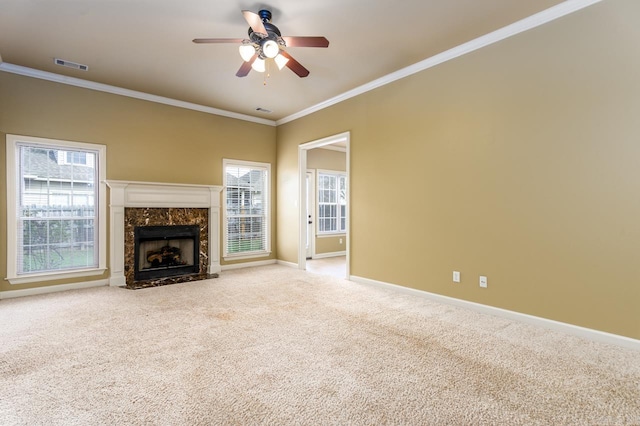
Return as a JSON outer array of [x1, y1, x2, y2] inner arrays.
[[298, 132, 350, 279]]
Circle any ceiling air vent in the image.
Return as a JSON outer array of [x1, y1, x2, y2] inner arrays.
[[256, 107, 272, 114], [54, 58, 89, 71]]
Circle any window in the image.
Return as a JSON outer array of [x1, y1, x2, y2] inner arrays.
[[6, 135, 107, 283], [223, 159, 271, 260], [317, 171, 347, 234]]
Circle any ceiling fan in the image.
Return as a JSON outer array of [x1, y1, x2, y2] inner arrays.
[[193, 9, 329, 78]]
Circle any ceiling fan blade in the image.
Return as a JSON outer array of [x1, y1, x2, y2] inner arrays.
[[236, 55, 257, 77], [242, 10, 268, 37], [193, 38, 244, 44], [280, 51, 310, 78], [282, 36, 329, 48]]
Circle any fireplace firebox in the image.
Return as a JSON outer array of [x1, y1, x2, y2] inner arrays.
[[134, 225, 200, 281]]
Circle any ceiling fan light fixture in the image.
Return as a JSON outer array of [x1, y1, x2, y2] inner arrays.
[[251, 57, 266, 73], [239, 43, 255, 62], [262, 39, 279, 59], [274, 53, 289, 70]]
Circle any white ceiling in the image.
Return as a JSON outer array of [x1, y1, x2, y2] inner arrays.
[[1, 0, 580, 122]]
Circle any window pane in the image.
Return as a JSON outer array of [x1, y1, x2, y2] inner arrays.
[[224, 162, 269, 256], [318, 172, 346, 234], [17, 145, 98, 274], [325, 219, 335, 232]]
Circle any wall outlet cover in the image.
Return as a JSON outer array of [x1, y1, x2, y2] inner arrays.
[[479, 276, 488, 288]]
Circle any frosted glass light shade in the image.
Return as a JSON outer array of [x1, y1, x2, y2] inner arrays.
[[239, 44, 255, 62], [262, 40, 279, 59], [274, 53, 289, 70], [251, 57, 266, 73]]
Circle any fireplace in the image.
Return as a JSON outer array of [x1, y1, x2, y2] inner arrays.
[[134, 225, 200, 281], [123, 208, 209, 289], [105, 180, 223, 289]]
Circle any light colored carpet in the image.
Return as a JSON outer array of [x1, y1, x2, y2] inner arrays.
[[1, 265, 638, 425]]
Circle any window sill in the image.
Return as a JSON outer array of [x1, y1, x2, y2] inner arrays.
[[223, 251, 271, 262], [6, 268, 107, 285], [317, 233, 346, 239]]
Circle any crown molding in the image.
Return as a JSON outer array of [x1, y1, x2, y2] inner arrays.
[[0, 62, 276, 127], [276, 0, 602, 126]]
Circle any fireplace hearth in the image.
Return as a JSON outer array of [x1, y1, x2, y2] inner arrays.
[[134, 225, 200, 281]]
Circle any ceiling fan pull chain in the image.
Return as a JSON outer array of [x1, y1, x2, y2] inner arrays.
[[264, 61, 270, 85]]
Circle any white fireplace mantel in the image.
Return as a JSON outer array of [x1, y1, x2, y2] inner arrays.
[[105, 180, 223, 287]]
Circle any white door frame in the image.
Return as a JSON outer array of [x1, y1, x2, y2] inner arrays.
[[305, 170, 315, 259], [298, 131, 350, 279]]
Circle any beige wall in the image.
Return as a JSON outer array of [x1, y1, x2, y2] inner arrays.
[[315, 236, 345, 255], [277, 1, 640, 339], [0, 72, 277, 291], [307, 148, 346, 171], [307, 148, 346, 255]]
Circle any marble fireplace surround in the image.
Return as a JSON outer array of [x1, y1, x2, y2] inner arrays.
[[105, 180, 223, 287]]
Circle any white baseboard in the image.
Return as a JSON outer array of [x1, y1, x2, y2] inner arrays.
[[0, 279, 110, 300], [312, 251, 346, 259], [350, 275, 640, 351], [277, 260, 298, 268], [221, 259, 277, 271]]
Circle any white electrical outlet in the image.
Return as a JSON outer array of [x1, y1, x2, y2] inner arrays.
[[453, 271, 460, 283], [479, 276, 488, 288], [339, 238, 343, 244]]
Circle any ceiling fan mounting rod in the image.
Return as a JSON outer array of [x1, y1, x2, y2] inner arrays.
[[258, 10, 272, 22]]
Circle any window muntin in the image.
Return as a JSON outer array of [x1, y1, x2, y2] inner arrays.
[[317, 171, 347, 234], [223, 160, 271, 259], [6, 135, 107, 283]]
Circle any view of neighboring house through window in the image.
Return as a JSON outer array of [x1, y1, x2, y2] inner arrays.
[[64, 151, 88, 165], [19, 147, 97, 273], [317, 171, 347, 234], [223, 159, 270, 259], [5, 135, 106, 281]]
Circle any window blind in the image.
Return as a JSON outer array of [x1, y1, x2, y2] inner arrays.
[[224, 161, 270, 257]]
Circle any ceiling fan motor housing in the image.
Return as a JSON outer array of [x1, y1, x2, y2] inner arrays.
[[247, 20, 282, 39], [247, 10, 285, 58]]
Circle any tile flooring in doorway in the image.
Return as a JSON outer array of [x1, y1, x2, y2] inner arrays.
[[306, 256, 346, 279]]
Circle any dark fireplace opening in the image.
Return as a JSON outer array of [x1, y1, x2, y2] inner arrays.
[[134, 225, 200, 281]]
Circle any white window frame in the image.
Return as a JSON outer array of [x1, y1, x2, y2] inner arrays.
[[317, 169, 347, 236], [222, 159, 271, 261], [5, 134, 107, 284]]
